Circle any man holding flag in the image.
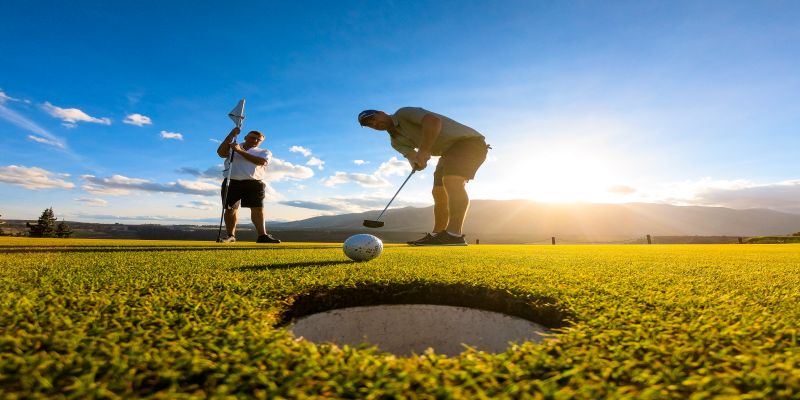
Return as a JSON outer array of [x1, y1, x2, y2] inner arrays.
[[216, 127, 281, 244]]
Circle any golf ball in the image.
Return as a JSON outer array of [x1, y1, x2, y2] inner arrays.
[[343, 234, 383, 262]]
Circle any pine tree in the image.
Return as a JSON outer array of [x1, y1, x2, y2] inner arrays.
[[55, 219, 74, 238], [27, 207, 57, 237]]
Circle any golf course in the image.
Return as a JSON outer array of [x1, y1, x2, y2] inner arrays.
[[1, 237, 798, 398]]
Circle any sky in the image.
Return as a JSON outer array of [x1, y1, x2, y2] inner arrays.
[[1, 0, 799, 224]]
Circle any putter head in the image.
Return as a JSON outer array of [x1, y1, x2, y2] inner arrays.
[[363, 220, 384, 228]]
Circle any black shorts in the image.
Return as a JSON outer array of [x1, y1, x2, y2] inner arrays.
[[433, 137, 489, 186], [221, 179, 265, 209]]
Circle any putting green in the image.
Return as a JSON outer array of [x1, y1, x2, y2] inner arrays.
[[1, 237, 798, 398]]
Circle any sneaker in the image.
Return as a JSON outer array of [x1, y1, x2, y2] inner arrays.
[[218, 236, 236, 243], [416, 232, 468, 247], [256, 234, 281, 244], [407, 232, 436, 246]]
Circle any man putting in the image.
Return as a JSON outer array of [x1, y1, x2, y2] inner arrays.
[[359, 107, 489, 246], [216, 127, 281, 244]]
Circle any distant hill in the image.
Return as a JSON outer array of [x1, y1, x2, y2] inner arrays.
[[4, 201, 798, 243], [272, 200, 800, 242]]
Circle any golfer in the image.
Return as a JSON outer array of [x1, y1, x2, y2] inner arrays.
[[216, 127, 281, 244], [359, 107, 489, 246]]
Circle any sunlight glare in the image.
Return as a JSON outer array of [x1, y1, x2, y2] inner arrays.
[[514, 148, 624, 202]]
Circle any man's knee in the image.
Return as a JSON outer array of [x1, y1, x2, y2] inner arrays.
[[442, 175, 466, 189], [432, 185, 447, 200]]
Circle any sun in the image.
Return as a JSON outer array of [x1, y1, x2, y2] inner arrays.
[[513, 148, 623, 203]]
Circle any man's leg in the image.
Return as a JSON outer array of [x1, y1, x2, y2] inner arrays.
[[224, 208, 238, 237], [442, 175, 469, 235], [250, 207, 267, 236], [432, 185, 449, 233]]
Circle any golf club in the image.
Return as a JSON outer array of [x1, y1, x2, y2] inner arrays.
[[363, 169, 416, 228], [216, 99, 246, 242]]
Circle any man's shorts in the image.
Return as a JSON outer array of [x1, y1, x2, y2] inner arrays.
[[433, 137, 490, 186], [221, 179, 266, 209]]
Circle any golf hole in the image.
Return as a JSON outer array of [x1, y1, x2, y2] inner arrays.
[[289, 304, 551, 356], [278, 283, 569, 357]]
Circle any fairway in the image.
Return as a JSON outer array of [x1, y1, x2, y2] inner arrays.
[[1, 237, 798, 398]]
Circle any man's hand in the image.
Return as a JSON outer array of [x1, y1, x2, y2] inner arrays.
[[226, 127, 241, 141], [409, 150, 431, 170], [231, 143, 244, 154]]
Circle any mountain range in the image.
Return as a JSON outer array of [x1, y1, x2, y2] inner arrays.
[[272, 200, 800, 242]]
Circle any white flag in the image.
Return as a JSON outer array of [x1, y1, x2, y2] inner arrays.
[[228, 99, 245, 127]]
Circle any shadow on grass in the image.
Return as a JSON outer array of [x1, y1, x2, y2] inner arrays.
[[0, 246, 339, 254], [232, 260, 353, 271]]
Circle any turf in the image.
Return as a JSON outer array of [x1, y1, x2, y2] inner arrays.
[[1, 237, 798, 398]]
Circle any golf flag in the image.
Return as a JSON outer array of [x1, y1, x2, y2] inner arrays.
[[228, 99, 245, 128]]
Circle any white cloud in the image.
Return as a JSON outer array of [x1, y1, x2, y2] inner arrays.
[[322, 171, 390, 188], [177, 200, 216, 210], [265, 158, 314, 182], [81, 184, 131, 196], [176, 165, 223, 180], [0, 90, 18, 103], [289, 145, 312, 157], [42, 102, 111, 127], [608, 185, 636, 195], [69, 212, 220, 223], [353, 160, 369, 165], [688, 179, 800, 214], [123, 113, 152, 127], [160, 131, 183, 140], [263, 181, 280, 201], [81, 174, 217, 196], [177, 159, 315, 185], [75, 197, 108, 207], [0, 165, 75, 190], [377, 156, 412, 177], [306, 156, 325, 170], [209, 138, 222, 144], [288, 145, 325, 172], [321, 156, 414, 188], [27, 135, 65, 148], [619, 178, 800, 214], [281, 193, 428, 214], [0, 101, 67, 148]]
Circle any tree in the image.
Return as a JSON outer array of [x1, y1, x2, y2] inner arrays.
[[0, 214, 5, 236], [55, 219, 74, 238], [793, 232, 800, 237], [27, 207, 57, 237]]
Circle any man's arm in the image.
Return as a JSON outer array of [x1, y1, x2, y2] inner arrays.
[[413, 113, 442, 169], [390, 137, 418, 169], [217, 127, 240, 158], [231, 145, 268, 166]]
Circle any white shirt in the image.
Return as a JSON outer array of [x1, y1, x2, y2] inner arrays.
[[224, 147, 271, 180]]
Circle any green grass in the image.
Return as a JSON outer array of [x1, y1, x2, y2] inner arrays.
[[1, 237, 798, 399]]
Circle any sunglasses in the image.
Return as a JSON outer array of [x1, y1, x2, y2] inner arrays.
[[245, 136, 263, 141], [361, 115, 377, 125]]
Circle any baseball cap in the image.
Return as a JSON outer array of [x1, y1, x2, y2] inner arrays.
[[358, 109, 379, 126]]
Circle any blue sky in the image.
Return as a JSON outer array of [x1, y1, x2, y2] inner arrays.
[[2, 1, 799, 223]]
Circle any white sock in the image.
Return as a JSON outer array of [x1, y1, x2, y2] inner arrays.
[[446, 231, 461, 237]]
